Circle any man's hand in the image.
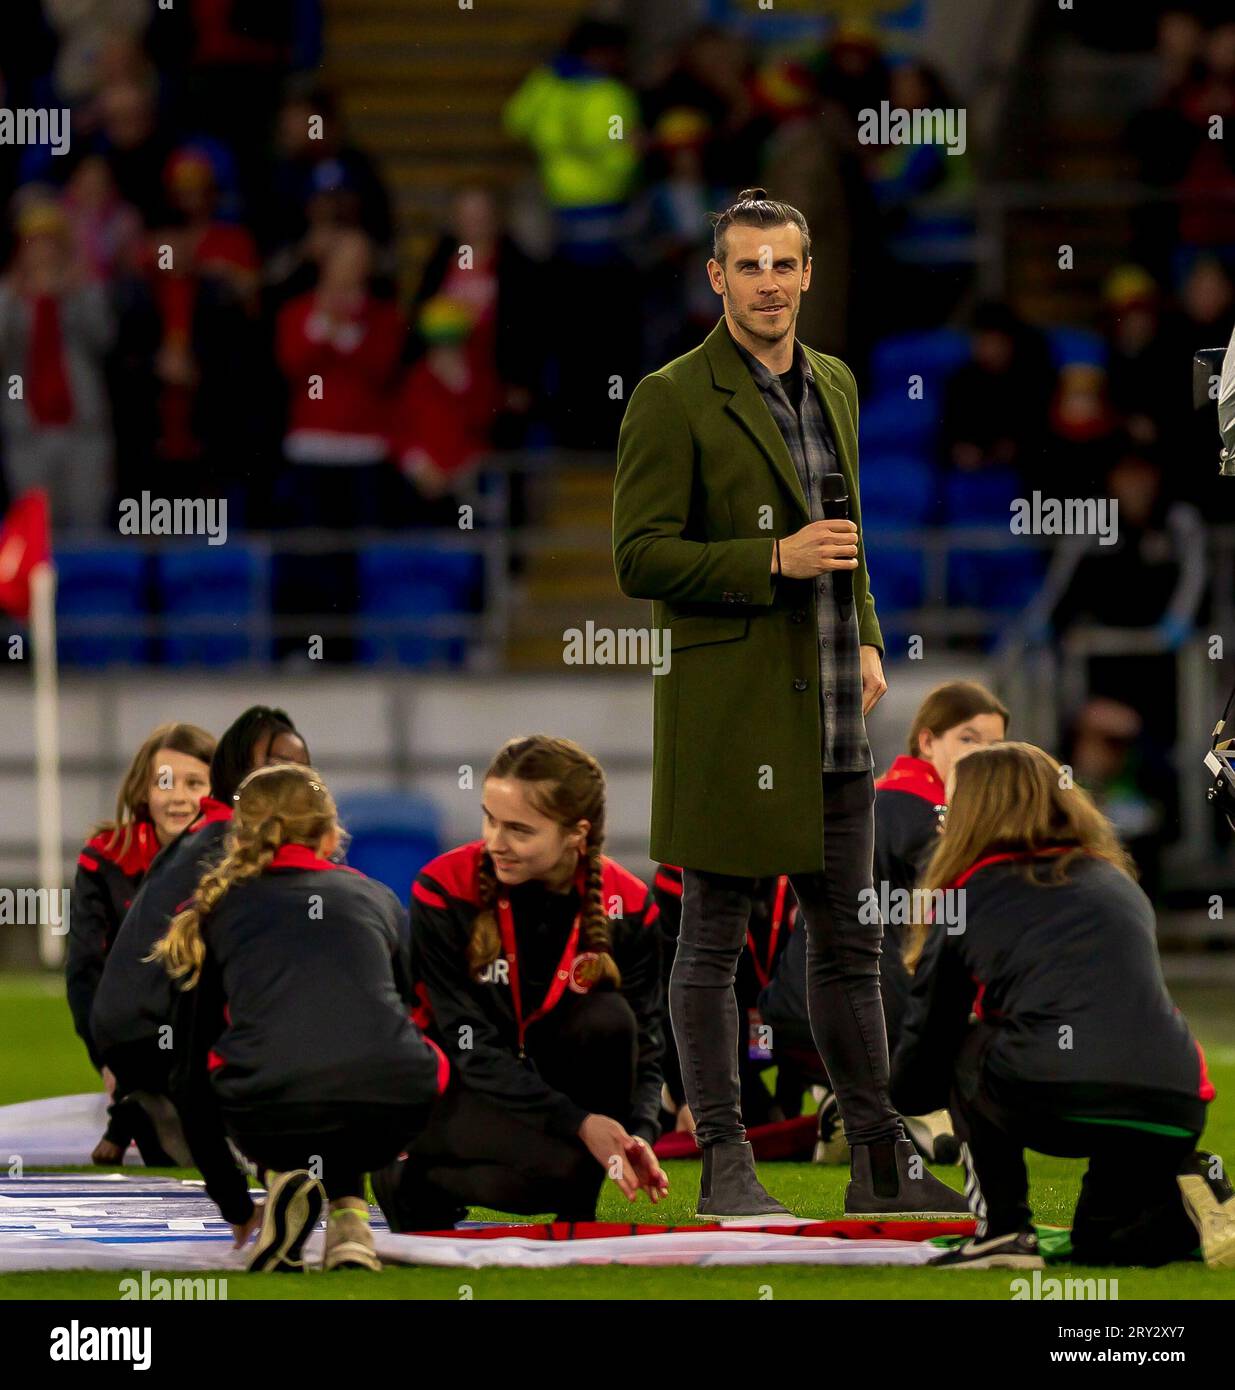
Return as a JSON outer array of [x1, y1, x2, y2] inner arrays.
[[860, 644, 887, 716], [777, 519, 859, 579]]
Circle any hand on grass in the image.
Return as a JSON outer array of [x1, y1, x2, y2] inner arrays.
[[579, 1114, 671, 1204], [231, 1202, 263, 1249]]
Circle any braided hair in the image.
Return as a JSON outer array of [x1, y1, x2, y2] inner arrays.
[[154, 763, 338, 989], [469, 735, 620, 989]]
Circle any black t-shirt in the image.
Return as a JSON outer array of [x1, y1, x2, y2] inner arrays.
[[778, 360, 803, 411]]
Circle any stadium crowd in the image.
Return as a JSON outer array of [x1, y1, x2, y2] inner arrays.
[[0, 12, 1230, 907]]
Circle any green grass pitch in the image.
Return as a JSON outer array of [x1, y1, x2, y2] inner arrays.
[[2, 972, 1234, 1300]]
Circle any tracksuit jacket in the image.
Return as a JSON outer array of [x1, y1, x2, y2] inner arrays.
[[65, 822, 161, 1070], [873, 755, 945, 896], [890, 848, 1214, 1134], [90, 797, 234, 1066], [410, 840, 665, 1143], [170, 845, 447, 1223]]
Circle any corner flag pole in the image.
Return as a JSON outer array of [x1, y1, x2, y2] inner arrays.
[[30, 561, 63, 968]]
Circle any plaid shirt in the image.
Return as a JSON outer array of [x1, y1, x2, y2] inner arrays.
[[733, 336, 872, 774]]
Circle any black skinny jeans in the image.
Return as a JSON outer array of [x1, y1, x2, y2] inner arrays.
[[673, 769, 902, 1149]]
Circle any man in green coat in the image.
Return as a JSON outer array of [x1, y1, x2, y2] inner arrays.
[[613, 189, 966, 1222]]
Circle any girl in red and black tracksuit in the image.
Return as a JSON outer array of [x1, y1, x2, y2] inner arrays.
[[893, 741, 1230, 1270], [654, 864, 801, 1131], [379, 734, 669, 1229], [874, 680, 1009, 1048], [91, 706, 310, 1158], [159, 763, 446, 1274], [67, 721, 215, 1164]]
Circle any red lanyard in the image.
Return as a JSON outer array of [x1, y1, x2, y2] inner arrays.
[[746, 875, 788, 991], [496, 895, 583, 1058]]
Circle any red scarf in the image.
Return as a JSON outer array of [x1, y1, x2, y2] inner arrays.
[[26, 296, 74, 426]]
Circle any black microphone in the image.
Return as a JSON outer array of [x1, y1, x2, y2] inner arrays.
[[819, 472, 853, 622]]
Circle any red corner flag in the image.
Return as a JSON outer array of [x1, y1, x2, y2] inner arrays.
[[0, 489, 52, 620]]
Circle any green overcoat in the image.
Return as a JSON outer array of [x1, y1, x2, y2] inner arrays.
[[612, 318, 884, 876]]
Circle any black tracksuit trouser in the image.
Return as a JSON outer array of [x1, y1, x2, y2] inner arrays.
[[951, 1071, 1201, 1265], [392, 991, 640, 1224], [227, 1101, 434, 1202]]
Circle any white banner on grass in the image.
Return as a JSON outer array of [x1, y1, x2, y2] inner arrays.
[[0, 1173, 941, 1273]]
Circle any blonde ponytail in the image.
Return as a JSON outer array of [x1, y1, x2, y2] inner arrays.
[[151, 764, 338, 989]]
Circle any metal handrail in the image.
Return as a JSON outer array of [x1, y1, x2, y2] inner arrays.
[[27, 510, 1235, 667]]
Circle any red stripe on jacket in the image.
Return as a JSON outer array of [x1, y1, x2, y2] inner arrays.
[[413, 880, 446, 909], [875, 755, 946, 806], [191, 797, 233, 832], [82, 821, 161, 878], [266, 844, 362, 874], [1196, 1040, 1217, 1101], [655, 865, 684, 897], [418, 840, 655, 922], [945, 845, 1078, 892], [424, 1036, 451, 1095]]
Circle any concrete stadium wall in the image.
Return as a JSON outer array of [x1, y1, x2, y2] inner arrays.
[[0, 658, 995, 887]]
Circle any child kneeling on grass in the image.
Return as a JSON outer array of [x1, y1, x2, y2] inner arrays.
[[91, 705, 311, 1167], [67, 719, 215, 1165], [157, 763, 447, 1273], [891, 741, 1235, 1271], [375, 734, 669, 1229]]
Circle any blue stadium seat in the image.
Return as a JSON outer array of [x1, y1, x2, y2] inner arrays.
[[943, 467, 1025, 525], [357, 545, 484, 667], [1046, 326, 1107, 369], [336, 790, 444, 898], [858, 394, 940, 457], [941, 466, 1044, 619], [863, 527, 926, 610], [154, 546, 266, 665], [946, 548, 1046, 613], [869, 329, 970, 398], [858, 454, 936, 524], [55, 548, 149, 666]]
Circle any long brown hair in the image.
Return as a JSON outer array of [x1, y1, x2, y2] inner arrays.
[[905, 741, 1137, 971], [905, 680, 1010, 759], [471, 735, 620, 989], [95, 722, 216, 858], [153, 763, 339, 989]]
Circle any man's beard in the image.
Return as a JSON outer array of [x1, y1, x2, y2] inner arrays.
[[731, 297, 797, 343]]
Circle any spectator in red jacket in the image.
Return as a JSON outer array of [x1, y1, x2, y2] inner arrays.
[[275, 229, 404, 527], [389, 296, 499, 524], [273, 229, 405, 660], [147, 145, 260, 474]]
